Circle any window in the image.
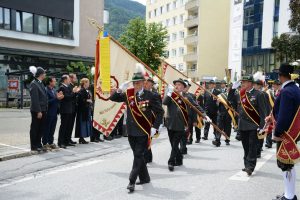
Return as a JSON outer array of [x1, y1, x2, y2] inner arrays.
[[244, 6, 254, 25], [166, 3, 170, 12], [62, 20, 73, 39], [3, 8, 10, 29], [253, 28, 259, 46], [22, 12, 33, 33], [179, 15, 184, 24], [273, 21, 278, 37], [16, 11, 21, 31], [173, 17, 177, 25], [172, 33, 177, 41], [177, 63, 184, 72], [190, 64, 197, 71], [164, 50, 169, 58], [178, 47, 184, 56], [160, 6, 163, 14], [0, 8, 3, 28], [171, 49, 177, 57], [242, 30, 248, 48], [179, 31, 185, 39], [172, 1, 177, 10], [48, 18, 54, 36], [166, 35, 170, 42], [154, 9, 157, 17], [166, 19, 170, 27], [38, 15, 48, 35]]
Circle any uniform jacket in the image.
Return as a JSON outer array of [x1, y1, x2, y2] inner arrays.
[[29, 79, 48, 112], [58, 84, 73, 114], [238, 88, 267, 131], [69, 83, 78, 113], [273, 81, 300, 137], [46, 86, 59, 116], [204, 89, 221, 116], [110, 89, 164, 137], [163, 92, 201, 131]]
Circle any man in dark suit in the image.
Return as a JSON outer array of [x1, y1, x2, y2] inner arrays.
[[29, 67, 48, 152], [239, 75, 267, 176], [110, 66, 164, 193], [203, 80, 221, 140], [43, 77, 64, 150], [163, 79, 206, 171], [269, 63, 300, 200], [57, 75, 74, 149], [67, 73, 80, 145]]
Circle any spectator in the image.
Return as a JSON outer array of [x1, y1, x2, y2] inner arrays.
[[68, 73, 79, 145], [75, 78, 93, 144], [29, 66, 47, 152], [42, 77, 63, 150]]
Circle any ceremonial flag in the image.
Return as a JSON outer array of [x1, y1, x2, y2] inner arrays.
[[93, 34, 151, 136]]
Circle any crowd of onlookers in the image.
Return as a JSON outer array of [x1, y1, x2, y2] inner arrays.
[[29, 66, 124, 152]]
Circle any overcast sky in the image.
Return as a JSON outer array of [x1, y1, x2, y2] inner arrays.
[[131, 0, 146, 5]]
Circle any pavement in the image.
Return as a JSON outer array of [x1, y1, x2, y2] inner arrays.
[[0, 108, 299, 200]]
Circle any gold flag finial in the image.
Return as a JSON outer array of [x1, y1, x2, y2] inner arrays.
[[88, 18, 104, 32]]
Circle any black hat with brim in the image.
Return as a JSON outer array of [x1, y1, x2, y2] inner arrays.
[[254, 80, 263, 85], [132, 72, 145, 82], [241, 75, 254, 82], [279, 63, 294, 76], [274, 79, 281, 85], [208, 80, 216, 84], [146, 78, 155, 84], [220, 80, 227, 84], [173, 78, 187, 88]]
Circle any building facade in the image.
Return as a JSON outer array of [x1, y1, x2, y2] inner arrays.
[[0, 0, 103, 105], [146, 0, 231, 82], [242, 0, 291, 76], [146, 0, 188, 73]]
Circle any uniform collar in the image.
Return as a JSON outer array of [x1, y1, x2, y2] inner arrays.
[[136, 88, 144, 96], [247, 87, 254, 93], [281, 80, 293, 89], [62, 83, 68, 87]]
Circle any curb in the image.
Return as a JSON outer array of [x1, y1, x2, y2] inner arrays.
[[0, 151, 34, 162]]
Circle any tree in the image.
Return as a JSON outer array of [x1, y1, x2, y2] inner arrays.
[[272, 33, 300, 64], [289, 0, 300, 34], [66, 61, 93, 81], [119, 17, 168, 71]]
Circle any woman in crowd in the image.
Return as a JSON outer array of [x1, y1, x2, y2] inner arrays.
[[75, 78, 93, 144]]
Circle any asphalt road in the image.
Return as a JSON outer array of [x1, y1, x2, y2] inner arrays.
[[0, 126, 299, 200]]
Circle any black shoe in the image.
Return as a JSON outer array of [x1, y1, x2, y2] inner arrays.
[[202, 136, 208, 140], [79, 138, 89, 144], [235, 135, 241, 141], [136, 179, 150, 185], [257, 154, 261, 159], [242, 168, 246, 171], [195, 139, 200, 143], [212, 140, 221, 147], [265, 144, 272, 148], [168, 164, 174, 172], [114, 135, 122, 139], [181, 149, 187, 155], [58, 144, 67, 149], [69, 140, 77, 145], [244, 168, 253, 176], [127, 183, 135, 192], [273, 195, 297, 200], [66, 143, 76, 146], [104, 135, 113, 141], [174, 160, 183, 166], [31, 147, 42, 152]]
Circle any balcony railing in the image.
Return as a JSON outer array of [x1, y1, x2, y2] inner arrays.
[[185, 0, 199, 11], [183, 52, 197, 62], [184, 34, 198, 45], [184, 16, 198, 28]]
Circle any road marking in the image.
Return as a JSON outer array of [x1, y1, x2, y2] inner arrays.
[[229, 153, 273, 182], [0, 158, 104, 188], [0, 143, 30, 151]]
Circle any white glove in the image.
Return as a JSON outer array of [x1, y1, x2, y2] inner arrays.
[[167, 84, 174, 97], [205, 116, 212, 123], [119, 81, 131, 92], [151, 127, 157, 137]]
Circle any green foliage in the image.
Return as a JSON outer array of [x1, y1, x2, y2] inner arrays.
[[66, 62, 93, 80], [104, 0, 145, 39], [289, 0, 300, 34], [272, 33, 300, 67], [119, 18, 168, 71]]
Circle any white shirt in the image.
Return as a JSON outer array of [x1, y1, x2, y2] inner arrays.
[[281, 80, 293, 89]]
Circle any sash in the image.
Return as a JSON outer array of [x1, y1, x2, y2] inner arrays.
[[218, 93, 238, 129], [266, 89, 274, 108], [170, 92, 188, 127], [277, 106, 300, 164], [126, 88, 152, 149], [240, 89, 260, 126]]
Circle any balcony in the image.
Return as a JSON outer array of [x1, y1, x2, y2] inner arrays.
[[184, 34, 198, 45], [184, 16, 198, 28], [185, 0, 199, 12], [183, 52, 197, 62]]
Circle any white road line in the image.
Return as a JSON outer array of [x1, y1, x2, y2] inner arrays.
[[0, 158, 104, 188], [229, 153, 273, 182], [0, 143, 30, 151]]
